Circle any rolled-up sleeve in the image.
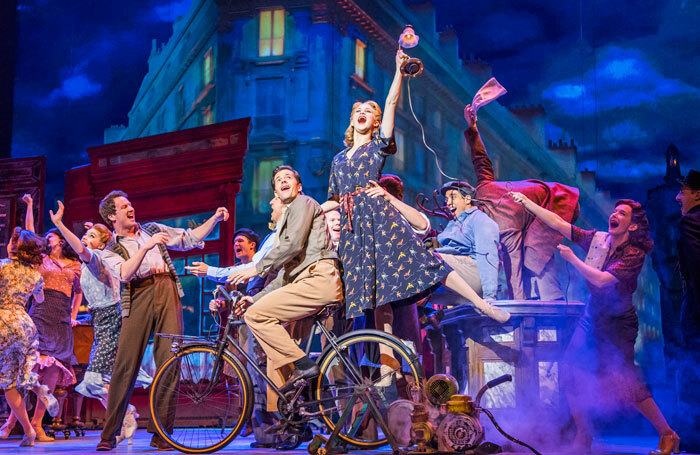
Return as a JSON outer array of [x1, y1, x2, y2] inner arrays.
[[154, 223, 205, 251], [571, 225, 595, 252]]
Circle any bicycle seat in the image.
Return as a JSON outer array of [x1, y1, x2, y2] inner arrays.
[[312, 302, 343, 320]]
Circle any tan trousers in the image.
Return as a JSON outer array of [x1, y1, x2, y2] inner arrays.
[[244, 259, 343, 410], [439, 253, 484, 297]]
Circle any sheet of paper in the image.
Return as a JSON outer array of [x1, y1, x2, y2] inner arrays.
[[472, 77, 507, 112]]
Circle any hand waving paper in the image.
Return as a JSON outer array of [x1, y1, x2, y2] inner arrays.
[[472, 77, 507, 113]]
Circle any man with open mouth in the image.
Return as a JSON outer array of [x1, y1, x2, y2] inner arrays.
[[96, 190, 229, 451]]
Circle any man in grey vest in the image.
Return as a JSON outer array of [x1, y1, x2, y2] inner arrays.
[[96, 190, 229, 451]]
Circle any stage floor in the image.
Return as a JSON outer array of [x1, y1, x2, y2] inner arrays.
[[0, 431, 695, 454]]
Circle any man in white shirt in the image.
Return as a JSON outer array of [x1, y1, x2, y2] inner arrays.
[[96, 191, 228, 451]]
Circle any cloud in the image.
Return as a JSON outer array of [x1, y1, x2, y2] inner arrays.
[[598, 158, 665, 180], [45, 73, 102, 104], [602, 120, 648, 147], [151, 0, 192, 23], [542, 46, 700, 117]]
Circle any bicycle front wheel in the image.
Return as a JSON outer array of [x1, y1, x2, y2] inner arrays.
[[149, 344, 253, 454], [315, 330, 424, 449]]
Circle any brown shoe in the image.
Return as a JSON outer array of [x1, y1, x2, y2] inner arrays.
[[150, 436, 174, 451], [96, 439, 116, 451]]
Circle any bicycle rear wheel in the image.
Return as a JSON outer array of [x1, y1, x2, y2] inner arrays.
[[314, 330, 423, 449], [149, 344, 253, 454]]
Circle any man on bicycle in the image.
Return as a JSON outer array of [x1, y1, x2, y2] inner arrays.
[[228, 165, 343, 400]]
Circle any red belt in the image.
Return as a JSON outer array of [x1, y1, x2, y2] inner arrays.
[[340, 186, 371, 232]]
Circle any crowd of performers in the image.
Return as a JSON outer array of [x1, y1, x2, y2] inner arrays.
[[1, 50, 698, 455]]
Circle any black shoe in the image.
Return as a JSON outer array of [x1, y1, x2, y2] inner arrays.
[[150, 436, 174, 451], [96, 440, 116, 451], [280, 365, 320, 393], [250, 441, 277, 448]]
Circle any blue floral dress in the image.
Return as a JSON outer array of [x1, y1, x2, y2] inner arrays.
[[328, 133, 449, 318]]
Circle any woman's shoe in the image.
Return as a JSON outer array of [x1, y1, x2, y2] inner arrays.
[[32, 424, 54, 442], [480, 304, 511, 323], [649, 432, 680, 455], [36, 384, 60, 417], [19, 430, 36, 447], [0, 422, 13, 440]]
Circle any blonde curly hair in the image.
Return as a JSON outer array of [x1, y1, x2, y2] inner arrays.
[[343, 101, 382, 147]]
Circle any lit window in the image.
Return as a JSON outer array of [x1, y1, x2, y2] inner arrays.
[[252, 158, 284, 212], [203, 48, 214, 85], [203, 105, 213, 125], [355, 39, 366, 79], [259, 8, 285, 57]]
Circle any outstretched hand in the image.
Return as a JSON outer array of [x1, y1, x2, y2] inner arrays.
[[557, 244, 576, 263], [464, 104, 477, 128], [213, 207, 229, 222], [509, 192, 529, 206], [227, 267, 258, 286], [185, 261, 209, 277], [49, 201, 65, 225]]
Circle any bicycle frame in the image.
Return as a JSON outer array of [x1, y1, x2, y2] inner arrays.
[[177, 310, 365, 410]]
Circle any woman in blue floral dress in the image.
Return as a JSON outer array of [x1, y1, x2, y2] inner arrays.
[[325, 51, 510, 339]]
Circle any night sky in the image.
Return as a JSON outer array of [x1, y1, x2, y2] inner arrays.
[[11, 0, 700, 213]]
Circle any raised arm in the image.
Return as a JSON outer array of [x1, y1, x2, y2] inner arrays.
[[510, 192, 572, 240], [464, 105, 495, 185], [190, 207, 229, 242], [22, 194, 35, 232], [380, 50, 408, 139], [49, 201, 93, 263]]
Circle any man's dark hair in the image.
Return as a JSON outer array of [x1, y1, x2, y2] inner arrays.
[[99, 190, 128, 229], [440, 181, 475, 199], [233, 228, 260, 252], [270, 165, 302, 190], [379, 174, 404, 201]]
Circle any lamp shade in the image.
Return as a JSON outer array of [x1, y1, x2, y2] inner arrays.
[[399, 25, 419, 48]]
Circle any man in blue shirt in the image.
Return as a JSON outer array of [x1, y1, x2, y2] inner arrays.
[[435, 181, 500, 300]]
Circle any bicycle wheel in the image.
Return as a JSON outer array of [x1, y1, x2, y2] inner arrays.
[[149, 344, 253, 454], [314, 329, 423, 449]]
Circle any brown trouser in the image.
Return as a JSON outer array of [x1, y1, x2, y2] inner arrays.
[[100, 275, 182, 443], [244, 259, 343, 410]]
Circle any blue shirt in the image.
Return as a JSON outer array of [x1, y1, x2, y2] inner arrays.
[[436, 207, 500, 299], [206, 230, 277, 283]]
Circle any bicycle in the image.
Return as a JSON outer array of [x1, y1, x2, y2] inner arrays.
[[148, 286, 424, 454]]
